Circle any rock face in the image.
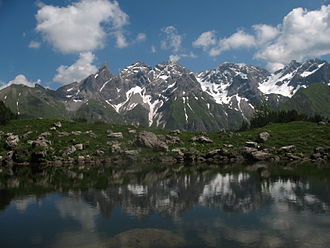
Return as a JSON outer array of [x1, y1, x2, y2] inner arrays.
[[135, 131, 169, 152]]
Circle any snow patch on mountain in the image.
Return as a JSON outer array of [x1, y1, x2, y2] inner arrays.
[[259, 72, 296, 97], [259, 60, 327, 97], [106, 85, 164, 126]]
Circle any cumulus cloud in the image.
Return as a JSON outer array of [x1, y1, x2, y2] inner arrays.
[[192, 31, 217, 50], [253, 24, 279, 45], [256, 5, 330, 70], [35, 0, 129, 53], [194, 5, 330, 71], [161, 26, 183, 52], [53, 52, 98, 84], [28, 41, 41, 49], [210, 30, 256, 56], [0, 75, 40, 90]]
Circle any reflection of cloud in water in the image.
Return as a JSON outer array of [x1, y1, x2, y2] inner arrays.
[[263, 179, 330, 212], [261, 200, 330, 247], [13, 195, 37, 213], [56, 197, 100, 231]]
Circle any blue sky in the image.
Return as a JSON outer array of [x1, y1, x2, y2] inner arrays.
[[0, 0, 329, 89]]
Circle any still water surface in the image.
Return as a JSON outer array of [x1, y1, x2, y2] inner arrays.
[[1, 165, 330, 248]]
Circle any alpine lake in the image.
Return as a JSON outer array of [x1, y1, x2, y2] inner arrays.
[[1, 162, 330, 248]]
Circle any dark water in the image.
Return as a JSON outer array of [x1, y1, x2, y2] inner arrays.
[[1, 164, 330, 248]]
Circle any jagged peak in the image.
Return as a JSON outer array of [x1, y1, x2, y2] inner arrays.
[[120, 61, 151, 74], [97, 62, 112, 75]]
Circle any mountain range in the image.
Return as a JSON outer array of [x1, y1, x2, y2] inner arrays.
[[1, 58, 329, 132]]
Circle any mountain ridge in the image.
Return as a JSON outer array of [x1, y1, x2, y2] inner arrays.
[[1, 59, 329, 132]]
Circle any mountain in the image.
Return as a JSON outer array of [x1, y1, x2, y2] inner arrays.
[[0, 84, 68, 119], [258, 59, 330, 97], [0, 59, 329, 132]]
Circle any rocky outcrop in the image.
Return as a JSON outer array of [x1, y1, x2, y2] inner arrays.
[[135, 131, 169, 152]]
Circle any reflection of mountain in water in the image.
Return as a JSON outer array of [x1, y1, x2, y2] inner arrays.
[[2, 168, 330, 218], [69, 172, 330, 218]]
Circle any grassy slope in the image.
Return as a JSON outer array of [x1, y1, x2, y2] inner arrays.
[[0, 119, 329, 161], [280, 83, 330, 117]]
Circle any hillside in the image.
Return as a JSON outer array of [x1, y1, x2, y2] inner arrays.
[[0, 119, 329, 167], [280, 83, 330, 117]]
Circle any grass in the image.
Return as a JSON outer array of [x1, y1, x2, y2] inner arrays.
[[0, 119, 329, 161]]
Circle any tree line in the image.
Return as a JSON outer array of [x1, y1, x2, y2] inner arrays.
[[238, 105, 326, 131], [0, 101, 17, 125]]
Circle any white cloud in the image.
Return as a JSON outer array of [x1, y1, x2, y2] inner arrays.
[[53, 52, 98, 84], [253, 24, 279, 45], [35, 0, 129, 53], [28, 41, 41, 49], [169, 52, 197, 63], [195, 5, 330, 71], [211, 30, 256, 56], [136, 33, 146, 42], [161, 26, 182, 52], [114, 31, 128, 48], [0, 75, 40, 90], [169, 54, 181, 63], [193, 31, 217, 50], [151, 45, 157, 53], [256, 5, 330, 70]]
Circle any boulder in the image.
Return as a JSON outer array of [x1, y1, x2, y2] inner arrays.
[[22, 131, 33, 139], [95, 149, 105, 156], [63, 146, 77, 156], [171, 148, 184, 156], [251, 151, 273, 161], [135, 131, 169, 152], [85, 130, 97, 138], [53, 121, 62, 128], [191, 135, 213, 144], [31, 137, 51, 149], [158, 135, 182, 145], [74, 144, 84, 150], [124, 150, 139, 156], [58, 131, 70, 137], [279, 145, 296, 153], [110, 143, 122, 153], [107, 131, 124, 139], [40, 132, 52, 137], [128, 128, 137, 134], [71, 131, 82, 135], [170, 129, 181, 135], [245, 141, 258, 148], [5, 134, 20, 149], [258, 132, 270, 142]]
